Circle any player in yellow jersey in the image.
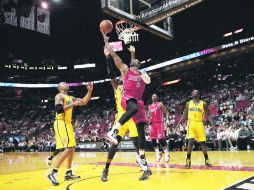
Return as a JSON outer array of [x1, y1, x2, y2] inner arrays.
[[177, 90, 214, 168], [101, 47, 143, 182], [47, 82, 93, 186]]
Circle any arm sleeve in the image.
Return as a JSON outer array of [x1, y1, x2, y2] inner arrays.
[[55, 104, 64, 114], [106, 57, 117, 79]]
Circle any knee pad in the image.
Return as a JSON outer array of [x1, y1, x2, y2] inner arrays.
[[131, 137, 139, 150], [151, 139, 158, 148], [127, 99, 138, 115], [137, 123, 146, 149]]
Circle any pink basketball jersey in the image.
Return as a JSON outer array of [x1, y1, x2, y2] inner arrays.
[[123, 68, 145, 99], [149, 102, 163, 123]]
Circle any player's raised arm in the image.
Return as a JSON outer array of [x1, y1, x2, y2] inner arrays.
[[127, 45, 150, 84], [101, 32, 128, 76], [204, 102, 214, 127], [160, 103, 170, 125], [128, 45, 136, 61], [104, 46, 119, 90], [79, 82, 93, 106], [177, 101, 189, 127]]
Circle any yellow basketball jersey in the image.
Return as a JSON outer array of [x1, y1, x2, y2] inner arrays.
[[115, 85, 124, 113], [188, 100, 204, 122], [55, 94, 73, 122]]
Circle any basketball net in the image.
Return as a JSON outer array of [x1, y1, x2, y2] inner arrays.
[[115, 20, 140, 44]]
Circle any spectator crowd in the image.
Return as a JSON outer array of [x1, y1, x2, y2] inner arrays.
[[1, 72, 254, 153]]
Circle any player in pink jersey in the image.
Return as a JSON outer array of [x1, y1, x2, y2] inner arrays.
[[148, 94, 170, 163], [102, 31, 152, 181]]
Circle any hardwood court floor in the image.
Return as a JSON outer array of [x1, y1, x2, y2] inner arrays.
[[0, 151, 254, 190]]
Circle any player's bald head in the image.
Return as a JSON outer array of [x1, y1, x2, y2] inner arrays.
[[192, 90, 200, 99], [130, 59, 141, 68], [152, 94, 158, 102], [57, 82, 69, 92]]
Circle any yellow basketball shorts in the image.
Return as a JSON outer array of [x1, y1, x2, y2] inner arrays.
[[187, 120, 206, 142], [114, 110, 138, 138], [54, 120, 76, 149]]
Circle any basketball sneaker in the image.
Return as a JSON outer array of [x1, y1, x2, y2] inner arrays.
[[105, 129, 119, 145], [139, 169, 152, 181], [47, 171, 59, 186], [101, 168, 109, 182], [205, 159, 212, 167], [156, 152, 163, 162], [185, 159, 191, 168], [64, 170, 81, 181]]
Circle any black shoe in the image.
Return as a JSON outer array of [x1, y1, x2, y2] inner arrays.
[[205, 159, 212, 167], [64, 171, 81, 181], [47, 172, 59, 186], [147, 169, 152, 176], [185, 159, 191, 168], [101, 168, 109, 182], [139, 169, 152, 181]]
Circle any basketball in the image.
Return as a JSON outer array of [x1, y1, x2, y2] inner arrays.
[[100, 20, 113, 34]]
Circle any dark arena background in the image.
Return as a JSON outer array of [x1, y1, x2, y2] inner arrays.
[[1, 0, 254, 189]]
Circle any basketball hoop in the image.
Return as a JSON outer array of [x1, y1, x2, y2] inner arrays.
[[115, 20, 140, 44]]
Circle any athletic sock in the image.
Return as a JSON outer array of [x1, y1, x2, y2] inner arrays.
[[164, 149, 169, 157], [187, 154, 191, 160], [53, 168, 58, 173], [105, 162, 111, 169], [204, 154, 208, 160], [66, 169, 72, 175]]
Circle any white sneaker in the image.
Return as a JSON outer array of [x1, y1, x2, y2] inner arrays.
[[156, 152, 163, 162], [47, 171, 59, 186], [105, 129, 118, 145], [165, 154, 170, 163], [139, 156, 148, 171]]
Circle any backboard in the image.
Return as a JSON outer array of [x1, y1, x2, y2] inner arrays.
[[101, 0, 204, 40]]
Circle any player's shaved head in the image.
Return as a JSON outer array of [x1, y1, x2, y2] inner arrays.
[[57, 82, 69, 93], [152, 94, 158, 102], [130, 59, 141, 68], [192, 90, 200, 99]]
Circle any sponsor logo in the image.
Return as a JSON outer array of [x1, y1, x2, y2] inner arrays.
[[140, 0, 203, 25]]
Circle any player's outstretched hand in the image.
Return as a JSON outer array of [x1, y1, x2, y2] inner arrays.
[[128, 45, 135, 53], [86, 82, 93, 92]]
